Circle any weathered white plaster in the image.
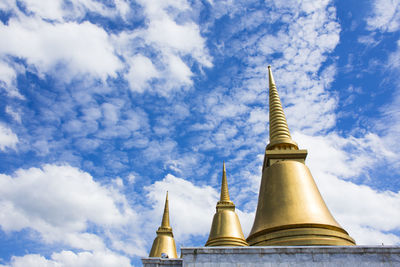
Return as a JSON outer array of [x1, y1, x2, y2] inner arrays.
[[142, 246, 400, 267], [142, 257, 183, 267]]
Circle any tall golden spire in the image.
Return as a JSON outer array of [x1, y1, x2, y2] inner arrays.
[[247, 66, 355, 246], [205, 162, 248, 247], [267, 66, 298, 150], [149, 192, 178, 258], [220, 162, 230, 202]]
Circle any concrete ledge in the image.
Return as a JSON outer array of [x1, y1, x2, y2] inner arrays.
[[142, 247, 400, 266], [181, 246, 400, 254], [141, 257, 183, 267], [181, 246, 400, 267]]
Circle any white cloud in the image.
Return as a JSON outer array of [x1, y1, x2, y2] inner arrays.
[[4, 0, 130, 21], [127, 173, 137, 184], [92, 107, 149, 140], [0, 60, 23, 99], [388, 40, 400, 69], [248, 108, 268, 134], [373, 41, 400, 169], [0, 0, 14, 11], [143, 139, 177, 161], [5, 106, 21, 123], [63, 119, 86, 135], [146, 19, 197, 53], [0, 18, 122, 81], [125, 55, 159, 93], [214, 101, 248, 119], [0, 61, 15, 86], [166, 54, 193, 85], [358, 34, 380, 47], [137, 0, 190, 16], [102, 103, 121, 126], [145, 18, 211, 67], [294, 132, 395, 179], [349, 225, 400, 245], [0, 164, 136, 251], [9, 250, 132, 267], [0, 123, 18, 151], [112, 0, 212, 94], [18, 0, 65, 21], [82, 107, 102, 121], [366, 0, 400, 32]]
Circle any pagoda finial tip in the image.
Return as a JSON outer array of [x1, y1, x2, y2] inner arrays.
[[220, 162, 231, 202], [266, 65, 298, 150], [161, 191, 170, 228]]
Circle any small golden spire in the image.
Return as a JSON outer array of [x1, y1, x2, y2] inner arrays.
[[267, 66, 298, 150], [161, 191, 170, 228], [149, 192, 178, 258], [205, 162, 248, 247]]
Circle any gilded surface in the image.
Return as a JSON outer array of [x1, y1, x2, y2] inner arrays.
[[205, 163, 248, 247], [247, 66, 355, 246], [149, 192, 178, 258], [266, 66, 298, 150]]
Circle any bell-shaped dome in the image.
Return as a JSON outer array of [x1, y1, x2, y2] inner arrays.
[[149, 192, 178, 258], [205, 162, 248, 247], [247, 66, 355, 246]]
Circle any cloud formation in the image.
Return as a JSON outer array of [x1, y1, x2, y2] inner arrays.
[[366, 0, 400, 32], [0, 18, 122, 81], [0, 165, 136, 250], [8, 250, 132, 267], [0, 123, 18, 151]]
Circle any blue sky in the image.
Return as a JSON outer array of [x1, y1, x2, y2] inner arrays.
[[0, 0, 399, 266]]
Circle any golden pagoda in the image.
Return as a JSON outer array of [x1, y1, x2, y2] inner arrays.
[[149, 192, 178, 258], [205, 162, 248, 247], [246, 66, 355, 246]]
